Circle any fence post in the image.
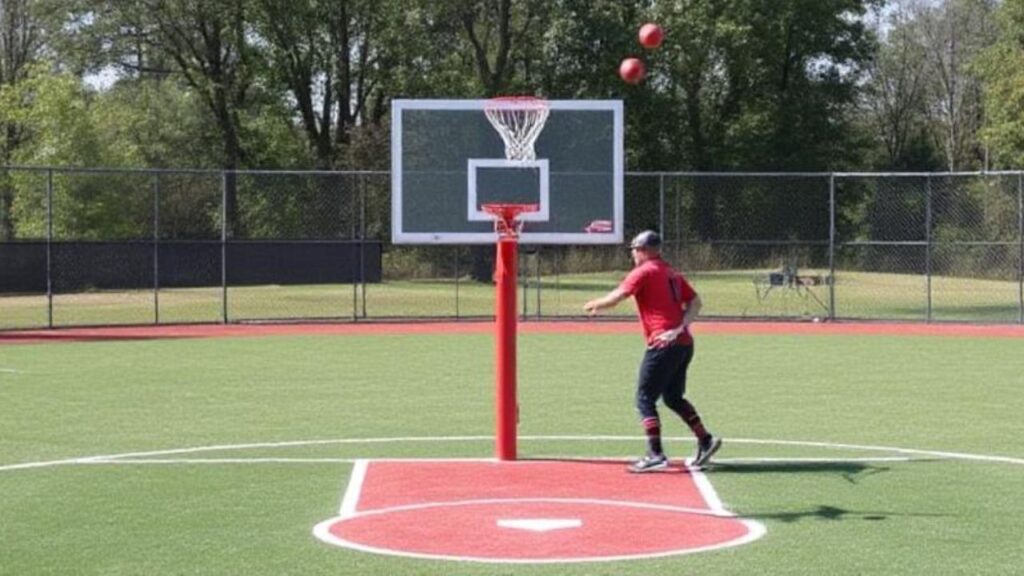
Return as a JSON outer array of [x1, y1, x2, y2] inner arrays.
[[535, 246, 542, 318], [455, 247, 461, 319], [153, 174, 160, 325], [221, 171, 228, 324], [925, 175, 933, 323], [360, 175, 367, 320], [351, 175, 359, 321], [675, 176, 682, 246], [553, 248, 560, 318], [520, 250, 528, 318], [46, 169, 53, 329], [828, 173, 837, 321], [659, 174, 665, 237], [1019, 172, 1023, 324]]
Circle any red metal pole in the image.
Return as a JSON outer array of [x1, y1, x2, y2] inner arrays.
[[495, 235, 518, 460]]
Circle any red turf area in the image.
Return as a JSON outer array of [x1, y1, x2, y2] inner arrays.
[[319, 460, 757, 561]]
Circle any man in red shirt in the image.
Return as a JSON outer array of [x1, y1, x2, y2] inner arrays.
[[584, 230, 721, 472]]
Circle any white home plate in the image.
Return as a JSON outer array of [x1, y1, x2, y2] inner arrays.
[[497, 519, 582, 532]]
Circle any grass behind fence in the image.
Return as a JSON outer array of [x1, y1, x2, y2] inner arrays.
[[1, 269, 1022, 329]]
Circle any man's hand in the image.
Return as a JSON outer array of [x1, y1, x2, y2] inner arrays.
[[653, 328, 681, 346]]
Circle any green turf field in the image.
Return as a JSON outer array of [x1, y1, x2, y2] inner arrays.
[[1, 328, 1022, 575], [2, 269, 1022, 328]]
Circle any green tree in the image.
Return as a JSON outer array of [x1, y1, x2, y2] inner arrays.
[[976, 0, 1024, 168], [2, 66, 102, 167], [1, 0, 47, 239], [916, 0, 996, 171], [252, 0, 394, 169], [0, 66, 154, 239], [639, 0, 876, 239], [68, 0, 267, 234], [729, 0, 875, 170], [539, 1, 672, 169], [862, 1, 939, 169]]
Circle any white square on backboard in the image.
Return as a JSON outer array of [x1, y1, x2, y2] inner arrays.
[[466, 159, 549, 222]]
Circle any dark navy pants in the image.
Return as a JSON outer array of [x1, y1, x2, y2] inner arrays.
[[635, 343, 694, 421]]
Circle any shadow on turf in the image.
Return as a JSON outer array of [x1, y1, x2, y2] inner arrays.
[[524, 458, 867, 478], [711, 460, 884, 479], [706, 459, 945, 484], [526, 458, 944, 484], [519, 458, 953, 524], [743, 504, 950, 524]]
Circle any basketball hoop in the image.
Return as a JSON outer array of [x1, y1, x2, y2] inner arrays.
[[484, 96, 550, 161], [482, 202, 539, 238], [481, 100, 548, 461]]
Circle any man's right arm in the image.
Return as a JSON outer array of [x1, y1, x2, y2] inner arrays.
[[583, 288, 630, 315], [584, 266, 644, 315]]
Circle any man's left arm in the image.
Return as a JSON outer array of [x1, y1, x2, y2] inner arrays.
[[682, 293, 702, 330], [653, 293, 702, 344]]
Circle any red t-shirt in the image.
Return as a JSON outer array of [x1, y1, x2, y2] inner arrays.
[[618, 258, 698, 347]]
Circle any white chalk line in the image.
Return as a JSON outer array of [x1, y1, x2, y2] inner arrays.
[[313, 497, 767, 564], [333, 497, 739, 521], [338, 459, 367, 518], [1, 435, 1021, 473], [70, 455, 918, 466]]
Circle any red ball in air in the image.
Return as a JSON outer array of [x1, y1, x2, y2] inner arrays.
[[619, 58, 646, 85], [638, 23, 664, 49]]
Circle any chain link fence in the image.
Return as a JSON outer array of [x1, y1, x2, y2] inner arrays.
[[2, 167, 1022, 329]]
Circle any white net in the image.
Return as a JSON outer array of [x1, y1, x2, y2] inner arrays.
[[484, 97, 550, 161]]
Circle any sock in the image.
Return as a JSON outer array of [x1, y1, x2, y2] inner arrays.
[[642, 417, 663, 456], [679, 400, 710, 442]]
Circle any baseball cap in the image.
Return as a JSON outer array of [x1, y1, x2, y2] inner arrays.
[[629, 230, 662, 250]]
